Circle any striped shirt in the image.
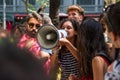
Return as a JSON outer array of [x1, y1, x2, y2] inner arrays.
[[58, 52, 80, 80]]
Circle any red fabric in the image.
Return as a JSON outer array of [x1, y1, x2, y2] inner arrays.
[[6, 21, 12, 32], [18, 34, 51, 75], [99, 55, 111, 66], [80, 75, 93, 80], [18, 34, 41, 56]]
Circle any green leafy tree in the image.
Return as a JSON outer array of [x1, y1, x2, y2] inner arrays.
[[21, 0, 49, 13], [116, 0, 120, 2], [36, 0, 49, 13], [22, 0, 61, 26], [21, 0, 29, 13]]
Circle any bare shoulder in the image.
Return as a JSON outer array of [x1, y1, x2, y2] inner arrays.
[[92, 56, 106, 71], [92, 56, 104, 64]]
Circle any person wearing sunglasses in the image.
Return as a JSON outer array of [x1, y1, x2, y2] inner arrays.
[[103, 2, 120, 80], [17, 12, 50, 76]]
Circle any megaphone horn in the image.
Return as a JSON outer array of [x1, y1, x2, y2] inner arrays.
[[36, 24, 67, 49]]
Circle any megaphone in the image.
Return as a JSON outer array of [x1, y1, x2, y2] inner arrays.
[[36, 24, 67, 49]]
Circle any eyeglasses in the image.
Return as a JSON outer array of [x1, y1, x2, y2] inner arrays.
[[28, 23, 41, 29]]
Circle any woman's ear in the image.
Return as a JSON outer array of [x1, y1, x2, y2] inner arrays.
[[109, 32, 117, 42], [110, 32, 120, 48], [112, 32, 117, 41]]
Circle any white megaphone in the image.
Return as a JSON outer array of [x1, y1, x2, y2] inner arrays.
[[36, 24, 67, 49]]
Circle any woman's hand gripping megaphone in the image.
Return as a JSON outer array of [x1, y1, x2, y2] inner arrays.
[[52, 30, 68, 54], [59, 30, 68, 47]]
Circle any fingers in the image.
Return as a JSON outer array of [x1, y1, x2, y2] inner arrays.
[[25, 39, 34, 49], [68, 74, 79, 80], [52, 45, 61, 54], [60, 32, 64, 38], [58, 29, 67, 39]]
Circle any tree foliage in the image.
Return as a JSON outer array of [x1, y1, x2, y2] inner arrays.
[[21, 0, 60, 26], [21, 0, 49, 13], [116, 0, 120, 2]]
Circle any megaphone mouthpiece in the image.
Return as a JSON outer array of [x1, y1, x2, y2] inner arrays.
[[58, 30, 68, 39]]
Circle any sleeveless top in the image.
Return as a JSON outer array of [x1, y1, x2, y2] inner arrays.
[[97, 51, 112, 66], [80, 52, 112, 80]]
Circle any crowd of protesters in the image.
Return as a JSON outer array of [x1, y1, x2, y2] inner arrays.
[[0, 2, 120, 80]]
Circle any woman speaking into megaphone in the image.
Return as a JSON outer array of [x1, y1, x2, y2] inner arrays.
[[49, 19, 80, 80]]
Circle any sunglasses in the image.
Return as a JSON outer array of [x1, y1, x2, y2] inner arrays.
[[28, 23, 41, 29]]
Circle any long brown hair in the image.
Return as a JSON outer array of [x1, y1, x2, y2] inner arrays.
[[77, 18, 109, 78]]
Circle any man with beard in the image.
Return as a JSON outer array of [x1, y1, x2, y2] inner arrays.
[[18, 12, 50, 75]]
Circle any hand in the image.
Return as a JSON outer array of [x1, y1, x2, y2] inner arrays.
[[52, 45, 61, 54], [59, 31, 69, 46], [37, 51, 50, 59], [59, 38, 69, 46], [68, 74, 79, 80], [25, 38, 35, 49]]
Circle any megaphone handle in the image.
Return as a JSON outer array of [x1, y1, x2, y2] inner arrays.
[[52, 45, 61, 54]]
